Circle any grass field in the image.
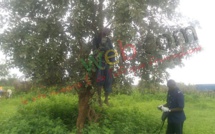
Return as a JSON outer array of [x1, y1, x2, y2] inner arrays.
[[0, 89, 215, 134]]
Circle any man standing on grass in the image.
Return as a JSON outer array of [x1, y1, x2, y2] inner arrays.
[[158, 79, 186, 134]]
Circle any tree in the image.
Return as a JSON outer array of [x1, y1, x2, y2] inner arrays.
[[0, 64, 9, 79], [0, 0, 199, 133]]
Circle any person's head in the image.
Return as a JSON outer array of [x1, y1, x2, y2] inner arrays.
[[167, 79, 177, 90], [100, 28, 111, 37]]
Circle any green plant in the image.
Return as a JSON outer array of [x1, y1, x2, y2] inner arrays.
[[2, 88, 215, 134], [18, 93, 78, 131], [0, 114, 69, 134]]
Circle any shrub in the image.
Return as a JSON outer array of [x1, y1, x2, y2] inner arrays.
[[18, 93, 78, 131], [0, 114, 69, 134], [80, 92, 165, 134]]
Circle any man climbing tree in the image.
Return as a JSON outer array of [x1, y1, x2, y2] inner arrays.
[[92, 28, 115, 106]]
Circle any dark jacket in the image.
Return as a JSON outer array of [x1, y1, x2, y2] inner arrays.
[[167, 87, 186, 123], [92, 35, 114, 93]]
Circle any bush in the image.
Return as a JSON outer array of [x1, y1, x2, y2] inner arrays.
[[18, 93, 78, 131], [2, 87, 215, 134], [1, 89, 166, 134], [81, 107, 162, 134], [0, 114, 69, 134], [80, 92, 165, 134]]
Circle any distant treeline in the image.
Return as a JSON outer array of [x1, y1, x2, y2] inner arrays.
[[0, 78, 18, 86]]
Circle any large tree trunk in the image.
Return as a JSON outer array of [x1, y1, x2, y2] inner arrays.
[[76, 0, 105, 129], [76, 85, 94, 134]]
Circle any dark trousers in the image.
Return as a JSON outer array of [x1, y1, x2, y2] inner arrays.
[[166, 122, 184, 134]]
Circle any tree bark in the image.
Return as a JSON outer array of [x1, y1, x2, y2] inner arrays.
[[76, 84, 94, 134]]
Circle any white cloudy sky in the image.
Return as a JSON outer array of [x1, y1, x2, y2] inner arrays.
[[167, 0, 215, 84], [1, 0, 215, 84]]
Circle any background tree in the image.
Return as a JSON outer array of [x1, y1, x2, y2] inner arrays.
[[0, 0, 199, 132], [0, 64, 9, 79]]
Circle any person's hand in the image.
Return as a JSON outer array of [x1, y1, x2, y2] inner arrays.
[[157, 105, 163, 110], [161, 106, 171, 112]]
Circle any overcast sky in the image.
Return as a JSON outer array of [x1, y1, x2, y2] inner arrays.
[[167, 0, 215, 84]]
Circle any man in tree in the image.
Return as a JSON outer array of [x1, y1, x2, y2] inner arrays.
[[92, 28, 114, 106], [158, 79, 186, 134]]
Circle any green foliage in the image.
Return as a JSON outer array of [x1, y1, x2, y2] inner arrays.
[[96, 108, 161, 134], [112, 83, 133, 95], [80, 92, 165, 134], [0, 0, 199, 87], [0, 64, 9, 78], [2, 87, 215, 134], [0, 96, 70, 134], [19, 93, 78, 131], [0, 96, 19, 122], [0, 77, 18, 86], [0, 114, 69, 134]]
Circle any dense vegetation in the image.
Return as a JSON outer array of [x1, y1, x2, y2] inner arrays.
[[1, 86, 215, 134]]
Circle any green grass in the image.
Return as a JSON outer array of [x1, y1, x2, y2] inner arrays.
[[0, 97, 20, 122], [1, 91, 215, 134], [183, 95, 215, 134]]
